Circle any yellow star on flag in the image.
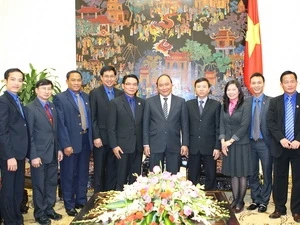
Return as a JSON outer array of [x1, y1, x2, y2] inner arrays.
[[246, 15, 261, 57]]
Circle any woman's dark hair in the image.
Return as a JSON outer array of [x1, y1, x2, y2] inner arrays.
[[223, 79, 244, 112]]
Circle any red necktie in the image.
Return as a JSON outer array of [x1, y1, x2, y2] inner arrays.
[[45, 104, 53, 125]]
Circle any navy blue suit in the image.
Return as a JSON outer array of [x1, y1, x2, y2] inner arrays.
[[53, 89, 92, 210], [0, 91, 29, 225]]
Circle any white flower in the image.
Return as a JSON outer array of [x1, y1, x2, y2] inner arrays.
[[153, 165, 161, 174]]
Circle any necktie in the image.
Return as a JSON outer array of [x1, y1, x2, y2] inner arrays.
[[107, 90, 114, 101], [285, 96, 294, 141], [76, 94, 87, 130], [199, 100, 204, 115], [252, 99, 260, 140], [44, 104, 53, 125], [15, 97, 24, 118], [129, 98, 135, 118], [163, 98, 168, 119]]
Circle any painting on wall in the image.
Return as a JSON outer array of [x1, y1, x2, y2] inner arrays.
[[75, 0, 250, 101]]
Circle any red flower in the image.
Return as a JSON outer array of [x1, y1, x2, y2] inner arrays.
[[145, 202, 154, 212]]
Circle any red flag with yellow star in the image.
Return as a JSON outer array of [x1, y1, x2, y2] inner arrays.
[[244, 0, 263, 91]]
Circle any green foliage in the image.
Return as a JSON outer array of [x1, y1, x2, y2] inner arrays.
[[0, 63, 61, 105], [20, 63, 61, 105], [180, 39, 231, 76]]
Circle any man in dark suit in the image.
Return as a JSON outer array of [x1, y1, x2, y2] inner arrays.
[[143, 74, 189, 174], [246, 73, 272, 213], [186, 78, 220, 190], [25, 79, 63, 224], [90, 66, 123, 193], [267, 71, 300, 222], [107, 74, 145, 191], [53, 70, 92, 217], [0, 68, 29, 225]]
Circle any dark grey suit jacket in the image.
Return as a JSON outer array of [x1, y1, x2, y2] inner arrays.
[[267, 93, 300, 158], [219, 101, 251, 144], [187, 98, 221, 155], [108, 94, 145, 153], [0, 91, 28, 160], [247, 94, 272, 148], [143, 94, 189, 153], [90, 85, 123, 145], [25, 98, 58, 164]]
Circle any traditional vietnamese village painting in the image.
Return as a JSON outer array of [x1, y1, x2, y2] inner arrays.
[[75, 0, 250, 101]]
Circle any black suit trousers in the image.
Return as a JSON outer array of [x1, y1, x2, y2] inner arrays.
[[273, 149, 300, 214], [188, 152, 217, 190], [30, 155, 58, 219], [115, 150, 142, 191], [0, 159, 25, 225], [149, 151, 181, 174], [93, 145, 116, 193]]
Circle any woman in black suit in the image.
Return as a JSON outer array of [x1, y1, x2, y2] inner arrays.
[[219, 80, 252, 213]]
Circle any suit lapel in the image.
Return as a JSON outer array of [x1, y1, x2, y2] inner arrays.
[[201, 98, 211, 117], [65, 90, 79, 112], [5, 92, 24, 118], [295, 93, 300, 122], [154, 95, 166, 120], [100, 85, 110, 104], [34, 99, 53, 127], [192, 99, 201, 118], [279, 94, 285, 120], [260, 95, 267, 118], [135, 97, 143, 124]]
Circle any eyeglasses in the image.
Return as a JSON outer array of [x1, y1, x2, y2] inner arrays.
[[103, 75, 116, 79], [38, 86, 53, 91], [124, 83, 138, 86]]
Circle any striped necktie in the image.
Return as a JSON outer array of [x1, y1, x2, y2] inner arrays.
[[199, 100, 204, 115], [163, 98, 168, 119], [285, 96, 294, 141], [44, 103, 53, 125]]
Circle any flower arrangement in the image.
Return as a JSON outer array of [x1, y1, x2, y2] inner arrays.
[[74, 166, 229, 225]]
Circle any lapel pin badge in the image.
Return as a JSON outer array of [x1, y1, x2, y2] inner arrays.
[[297, 105, 299, 108], [138, 102, 141, 105]]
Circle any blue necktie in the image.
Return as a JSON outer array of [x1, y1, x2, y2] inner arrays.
[[252, 99, 261, 140], [15, 97, 24, 118], [129, 98, 135, 118], [285, 96, 294, 141], [107, 90, 114, 101]]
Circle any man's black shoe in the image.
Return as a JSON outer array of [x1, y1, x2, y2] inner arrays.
[[36, 215, 51, 225], [47, 211, 62, 220], [247, 203, 259, 210], [66, 208, 78, 217], [258, 204, 267, 213], [75, 204, 84, 209]]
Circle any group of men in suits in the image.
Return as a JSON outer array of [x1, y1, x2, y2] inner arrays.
[[1, 67, 300, 224]]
